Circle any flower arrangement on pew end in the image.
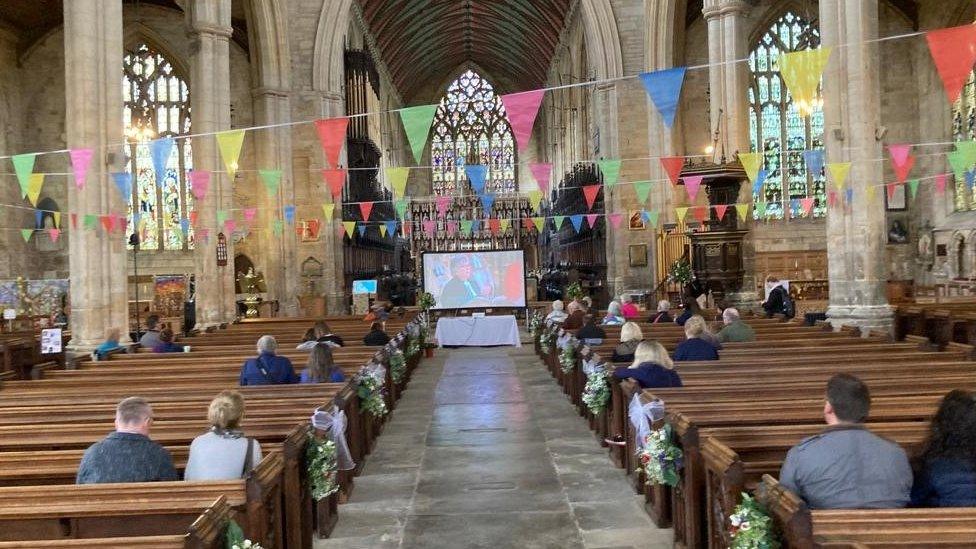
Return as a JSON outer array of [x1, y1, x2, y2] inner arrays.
[[539, 328, 555, 355], [669, 259, 693, 286], [528, 312, 543, 340], [417, 291, 436, 312], [637, 423, 683, 487], [565, 282, 584, 302], [388, 348, 406, 385], [225, 519, 264, 549], [582, 365, 611, 415], [354, 365, 388, 417], [305, 432, 339, 501], [559, 342, 576, 373], [728, 493, 781, 549]]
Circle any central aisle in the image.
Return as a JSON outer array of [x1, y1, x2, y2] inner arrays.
[[318, 346, 672, 549]]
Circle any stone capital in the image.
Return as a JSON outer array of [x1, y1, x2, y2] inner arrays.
[[251, 86, 291, 100], [702, 0, 751, 20], [187, 22, 233, 39]]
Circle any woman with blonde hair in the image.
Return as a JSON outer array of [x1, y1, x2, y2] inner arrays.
[[611, 341, 681, 388], [612, 322, 644, 362], [673, 315, 720, 361], [184, 390, 262, 480], [301, 344, 345, 383]]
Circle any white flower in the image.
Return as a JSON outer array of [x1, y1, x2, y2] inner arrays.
[[730, 515, 742, 527], [740, 521, 751, 531]]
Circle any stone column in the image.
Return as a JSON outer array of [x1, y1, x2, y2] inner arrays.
[[187, 0, 236, 327], [703, 0, 760, 310], [320, 93, 348, 314], [253, 88, 299, 315], [64, 0, 129, 348], [821, 0, 892, 332]]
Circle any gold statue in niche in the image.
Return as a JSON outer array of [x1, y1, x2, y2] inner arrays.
[[236, 268, 267, 318]]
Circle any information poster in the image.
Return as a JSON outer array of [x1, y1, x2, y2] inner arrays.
[[41, 328, 62, 354]]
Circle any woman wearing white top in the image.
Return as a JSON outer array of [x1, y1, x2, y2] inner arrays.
[[184, 390, 262, 480], [545, 300, 568, 325]]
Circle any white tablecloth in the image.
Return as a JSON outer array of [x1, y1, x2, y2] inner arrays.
[[434, 315, 521, 347]]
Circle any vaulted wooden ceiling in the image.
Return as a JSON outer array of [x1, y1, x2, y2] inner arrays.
[[356, 0, 573, 99]]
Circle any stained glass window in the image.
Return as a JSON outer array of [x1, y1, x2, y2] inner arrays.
[[748, 12, 826, 219], [122, 43, 193, 250], [431, 70, 517, 195], [952, 69, 976, 211]]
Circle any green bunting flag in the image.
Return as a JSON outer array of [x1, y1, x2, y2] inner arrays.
[[273, 220, 284, 235], [633, 180, 652, 204], [756, 202, 768, 218], [948, 150, 972, 182], [908, 179, 920, 199], [399, 104, 439, 164], [259, 169, 282, 196], [20, 229, 32, 243], [597, 159, 621, 189], [83, 214, 97, 230], [217, 210, 228, 227], [553, 216, 565, 230], [395, 198, 408, 219], [12, 153, 36, 197], [461, 220, 474, 235], [957, 141, 976, 167]]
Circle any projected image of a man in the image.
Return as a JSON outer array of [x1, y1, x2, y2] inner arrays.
[[438, 254, 481, 308]]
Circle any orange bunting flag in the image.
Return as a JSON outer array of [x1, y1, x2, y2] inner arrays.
[[886, 183, 899, 203], [322, 169, 346, 199], [314, 118, 349, 168], [522, 218, 535, 232], [582, 185, 601, 210], [488, 218, 501, 235], [714, 204, 728, 221], [359, 202, 374, 221], [692, 206, 708, 223]]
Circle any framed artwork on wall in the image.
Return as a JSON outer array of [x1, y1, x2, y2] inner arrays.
[[629, 244, 648, 267], [628, 210, 646, 230]]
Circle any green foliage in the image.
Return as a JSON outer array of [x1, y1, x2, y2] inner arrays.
[[582, 369, 611, 415], [669, 259, 693, 285], [565, 282, 584, 301], [559, 343, 576, 373], [637, 424, 683, 487], [305, 434, 339, 501], [417, 291, 436, 311], [355, 368, 388, 417], [389, 349, 406, 384], [729, 494, 781, 549]]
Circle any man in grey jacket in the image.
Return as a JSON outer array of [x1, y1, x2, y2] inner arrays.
[[779, 373, 912, 509]]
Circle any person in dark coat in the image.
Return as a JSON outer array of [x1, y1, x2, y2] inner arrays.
[[575, 314, 606, 344], [763, 276, 791, 317], [77, 397, 177, 484], [611, 322, 643, 362], [673, 315, 720, 361], [911, 389, 976, 507], [363, 322, 391, 346], [438, 255, 481, 308], [649, 300, 673, 324], [562, 307, 586, 330], [152, 328, 185, 353], [239, 335, 299, 386], [674, 296, 704, 326], [611, 341, 682, 389]]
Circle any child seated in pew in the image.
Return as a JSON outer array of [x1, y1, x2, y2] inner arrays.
[[363, 321, 391, 346], [611, 322, 643, 363], [779, 374, 912, 509], [152, 328, 185, 353], [673, 315, 720, 361], [94, 327, 122, 358], [77, 397, 178, 484], [239, 335, 299, 386], [301, 344, 345, 384], [911, 389, 976, 507], [611, 340, 682, 389], [184, 390, 262, 481]]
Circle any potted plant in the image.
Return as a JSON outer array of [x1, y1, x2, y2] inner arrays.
[[416, 291, 436, 357]]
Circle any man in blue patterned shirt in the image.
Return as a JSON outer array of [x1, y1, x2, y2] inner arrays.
[[76, 397, 178, 484]]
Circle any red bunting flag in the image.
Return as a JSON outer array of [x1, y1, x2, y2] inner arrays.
[[926, 24, 976, 103], [322, 169, 346, 199], [70, 213, 78, 229], [888, 144, 916, 183], [314, 118, 349, 168], [522, 218, 535, 232], [936, 173, 948, 195], [660, 156, 684, 186], [828, 190, 838, 207], [692, 206, 708, 223], [800, 197, 815, 216], [488, 218, 501, 235], [403, 222, 413, 236], [714, 204, 728, 221], [885, 183, 899, 202], [582, 184, 601, 210], [500, 89, 545, 153], [359, 201, 374, 221], [99, 215, 114, 232], [189, 211, 199, 227]]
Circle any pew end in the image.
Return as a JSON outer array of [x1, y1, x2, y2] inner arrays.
[[756, 474, 814, 549]]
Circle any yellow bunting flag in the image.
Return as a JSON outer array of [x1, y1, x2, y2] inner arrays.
[[379, 224, 388, 238], [675, 206, 689, 223], [386, 167, 410, 196], [827, 162, 851, 190], [342, 221, 356, 238], [322, 203, 335, 223], [53, 211, 61, 229], [532, 217, 545, 232], [216, 129, 246, 179], [866, 185, 877, 202], [778, 47, 832, 116], [26, 173, 44, 206], [735, 203, 749, 220], [527, 190, 543, 211], [738, 152, 763, 183], [499, 218, 511, 232]]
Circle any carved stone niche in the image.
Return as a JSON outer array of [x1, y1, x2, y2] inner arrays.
[[301, 257, 324, 294]]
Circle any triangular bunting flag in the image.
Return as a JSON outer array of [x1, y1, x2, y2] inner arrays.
[[586, 213, 599, 229], [69, 148, 94, 190], [359, 202, 374, 221], [499, 218, 511, 232], [322, 203, 335, 222], [488, 218, 501, 235], [683, 175, 703, 202], [800, 197, 815, 216], [216, 210, 228, 227], [887, 144, 915, 183], [803, 150, 825, 177], [676, 207, 689, 223], [530, 163, 552, 193], [224, 219, 237, 233], [385, 220, 397, 237], [20, 229, 32, 243], [527, 190, 544, 211], [639, 67, 687, 128], [342, 221, 356, 238], [189, 170, 210, 200], [778, 47, 832, 116], [179, 217, 190, 235], [926, 24, 976, 103], [735, 203, 748, 220], [322, 169, 346, 199], [828, 162, 852, 190], [150, 137, 175, 187], [522, 218, 535, 231], [465, 164, 488, 193], [866, 185, 877, 202], [48, 228, 60, 243], [756, 202, 768, 218], [422, 220, 435, 234], [284, 205, 296, 225], [99, 215, 114, 233], [908, 179, 920, 199], [936, 174, 948, 195], [569, 214, 584, 233], [948, 150, 972, 182], [828, 190, 838, 207], [597, 159, 622, 188], [646, 210, 660, 227], [532, 217, 545, 233], [967, 169, 976, 191], [886, 183, 899, 202], [216, 129, 245, 179], [403, 221, 413, 236], [500, 89, 545, 153], [738, 152, 763, 183], [435, 195, 452, 218], [52, 211, 61, 229], [386, 167, 410, 196], [399, 104, 439, 163], [480, 194, 495, 212], [608, 212, 623, 229], [582, 185, 601, 210], [714, 204, 728, 220], [633, 180, 652, 204], [395, 198, 408, 220], [243, 208, 257, 224], [692, 206, 708, 223], [259, 169, 282, 196], [12, 153, 36, 197], [446, 221, 458, 235], [71, 213, 78, 229], [112, 172, 133, 202], [753, 169, 769, 195], [660, 156, 684, 186], [957, 141, 976, 166], [189, 211, 199, 227], [357, 224, 367, 237], [845, 188, 854, 204], [379, 223, 388, 238], [314, 118, 349, 168], [26, 173, 44, 206], [83, 214, 96, 230], [553, 216, 566, 230]]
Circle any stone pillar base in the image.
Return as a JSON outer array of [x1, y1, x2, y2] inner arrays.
[[724, 291, 762, 316], [327, 293, 348, 315], [826, 305, 894, 336]]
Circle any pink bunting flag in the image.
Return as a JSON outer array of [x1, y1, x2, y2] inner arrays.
[[936, 173, 948, 195], [224, 219, 237, 233], [359, 201, 374, 221], [887, 144, 915, 183], [435, 195, 452, 218], [828, 190, 838, 207], [530, 162, 552, 193], [926, 24, 976, 103], [189, 170, 211, 200], [243, 208, 257, 224], [69, 148, 94, 190], [488, 218, 501, 235], [800, 197, 815, 216], [197, 228, 210, 243], [322, 169, 346, 199], [660, 156, 684, 186], [714, 204, 728, 221], [446, 221, 458, 235], [586, 214, 599, 229], [683, 175, 703, 202], [422, 219, 436, 234], [582, 185, 601, 210], [48, 228, 60, 242], [314, 117, 349, 168], [608, 212, 623, 229], [500, 89, 545, 153]]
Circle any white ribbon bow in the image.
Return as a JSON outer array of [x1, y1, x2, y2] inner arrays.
[[556, 333, 572, 350], [582, 356, 603, 377], [311, 407, 356, 471], [629, 394, 666, 451]]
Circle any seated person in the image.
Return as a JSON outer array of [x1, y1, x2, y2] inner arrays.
[[152, 328, 185, 353], [95, 327, 122, 358], [562, 307, 586, 330], [674, 295, 703, 326], [611, 322, 643, 362], [717, 307, 756, 343], [612, 340, 682, 389], [301, 344, 346, 384], [911, 389, 976, 507], [364, 302, 391, 323], [762, 276, 793, 318], [76, 397, 177, 484], [239, 335, 299, 385], [545, 299, 568, 325], [138, 314, 162, 348], [602, 301, 625, 325], [184, 390, 262, 480], [566, 297, 584, 315], [619, 294, 640, 319], [363, 321, 391, 346], [779, 374, 912, 509], [296, 321, 345, 350], [649, 300, 673, 324], [576, 314, 607, 345], [673, 315, 720, 361]]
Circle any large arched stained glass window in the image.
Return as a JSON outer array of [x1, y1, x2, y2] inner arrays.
[[122, 43, 193, 251], [748, 12, 826, 219], [952, 69, 976, 211], [430, 70, 517, 195]]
